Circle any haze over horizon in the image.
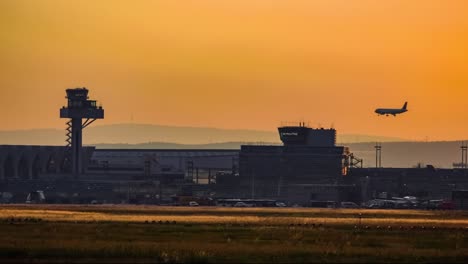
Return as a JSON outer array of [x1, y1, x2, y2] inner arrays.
[[0, 123, 412, 146], [1, 123, 465, 168], [1, 0, 467, 141]]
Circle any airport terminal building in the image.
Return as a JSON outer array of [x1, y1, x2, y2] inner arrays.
[[1, 124, 468, 206], [216, 125, 358, 205]]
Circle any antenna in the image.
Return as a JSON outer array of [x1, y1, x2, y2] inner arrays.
[[375, 142, 382, 168], [461, 141, 467, 169]]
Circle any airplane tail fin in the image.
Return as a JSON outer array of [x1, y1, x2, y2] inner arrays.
[[402, 102, 408, 110]]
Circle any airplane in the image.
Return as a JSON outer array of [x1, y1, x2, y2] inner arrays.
[[375, 102, 408, 116]]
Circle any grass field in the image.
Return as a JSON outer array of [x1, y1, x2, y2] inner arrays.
[[1, 205, 468, 263]]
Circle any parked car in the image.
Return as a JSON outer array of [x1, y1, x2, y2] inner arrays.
[[422, 199, 447, 210], [0, 192, 13, 204], [26, 191, 46, 204], [365, 199, 396, 209], [234, 202, 251, 207], [340, 201, 359, 208], [189, 201, 199, 207], [434, 200, 454, 210]]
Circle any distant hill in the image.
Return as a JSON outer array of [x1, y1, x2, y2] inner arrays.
[[0, 123, 406, 145], [0, 124, 464, 168]]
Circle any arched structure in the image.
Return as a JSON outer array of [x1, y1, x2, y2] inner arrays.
[[0, 145, 95, 180], [17, 154, 29, 180], [3, 155, 15, 179], [31, 154, 42, 179]]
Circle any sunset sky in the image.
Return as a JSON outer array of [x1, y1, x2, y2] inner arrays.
[[1, 0, 467, 141]]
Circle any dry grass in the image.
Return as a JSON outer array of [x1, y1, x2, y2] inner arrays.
[[1, 205, 467, 227], [0, 205, 467, 263]]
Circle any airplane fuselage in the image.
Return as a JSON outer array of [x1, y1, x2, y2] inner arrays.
[[375, 108, 407, 116], [375, 102, 408, 116]]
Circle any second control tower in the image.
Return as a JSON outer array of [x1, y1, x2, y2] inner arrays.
[[278, 124, 336, 147]]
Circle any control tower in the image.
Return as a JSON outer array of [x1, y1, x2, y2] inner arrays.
[[60, 88, 104, 177], [278, 124, 336, 147]]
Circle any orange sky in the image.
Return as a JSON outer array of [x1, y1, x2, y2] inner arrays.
[[1, 0, 467, 141]]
